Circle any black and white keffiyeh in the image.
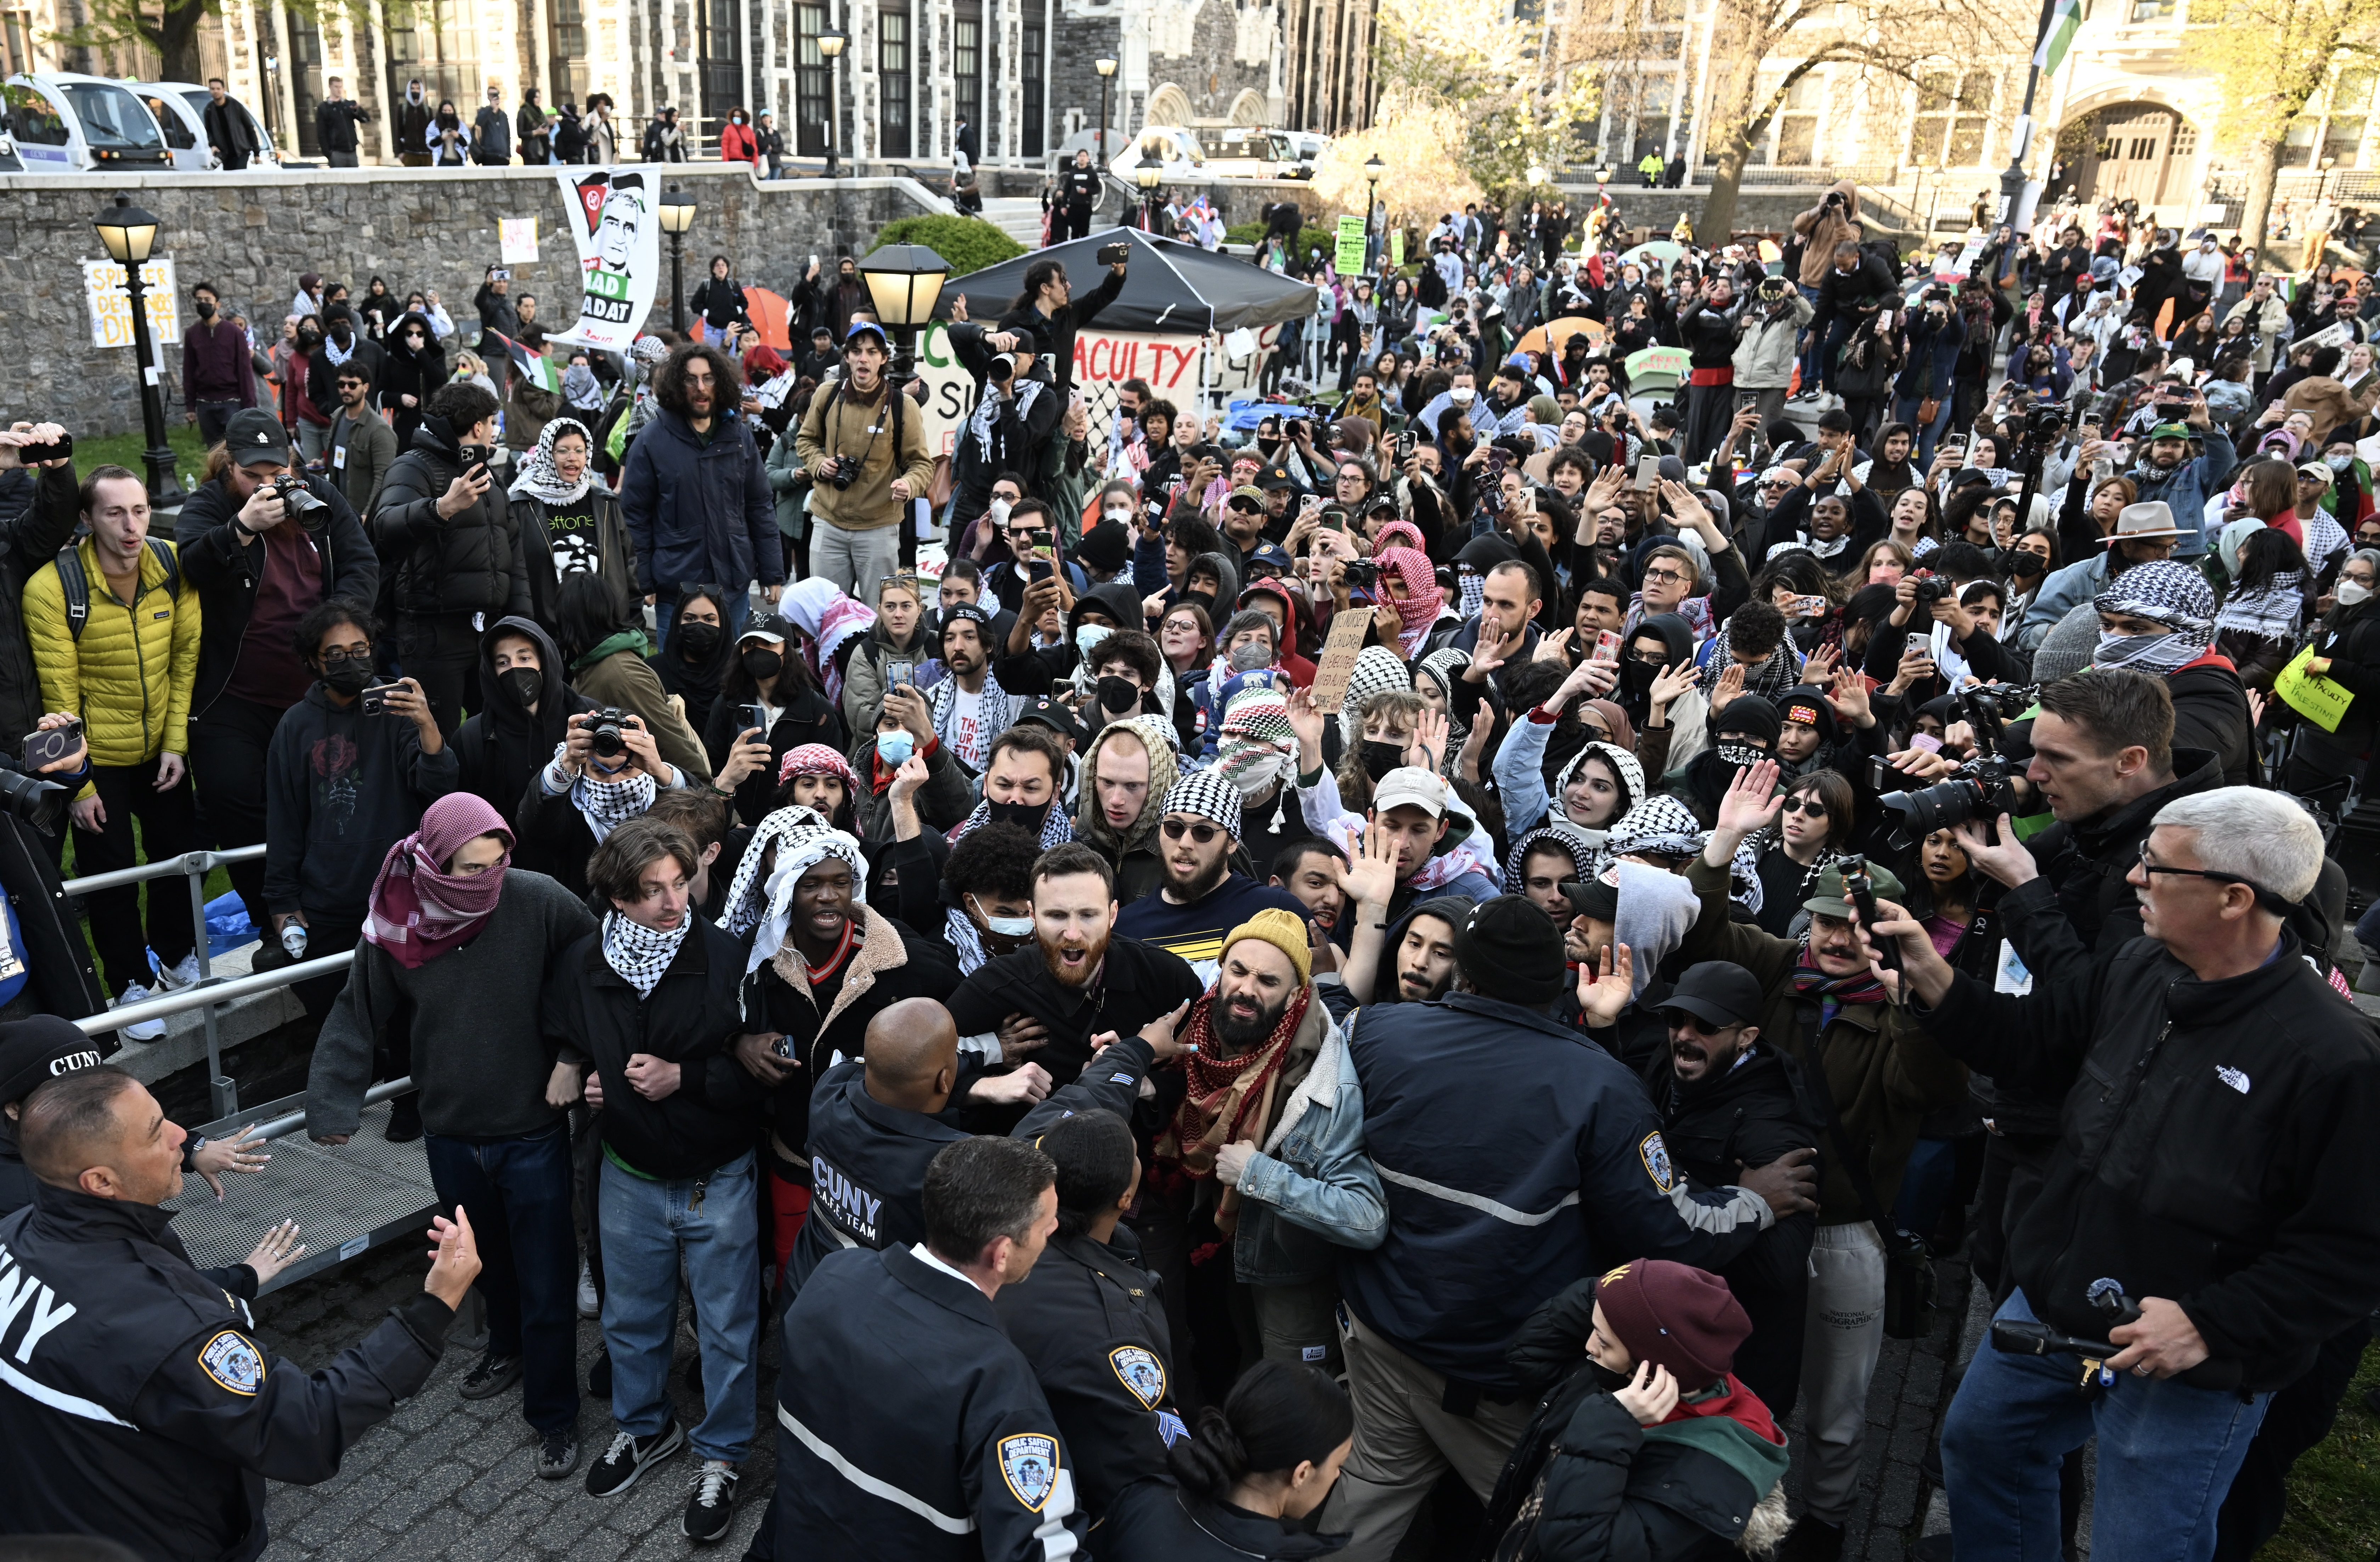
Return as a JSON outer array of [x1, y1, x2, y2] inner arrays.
[[2214, 572, 2307, 644], [570, 766, 656, 842], [1700, 614, 1802, 703], [2093, 560, 2215, 676], [603, 910, 689, 997], [510, 417, 597, 506], [721, 806, 836, 937], [944, 905, 993, 974], [1336, 646, 1413, 747]]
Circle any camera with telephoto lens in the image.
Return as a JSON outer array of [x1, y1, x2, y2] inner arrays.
[[1877, 756, 2022, 847], [0, 770, 70, 834], [823, 454, 860, 490], [2024, 403, 2067, 445], [589, 707, 630, 759], [271, 472, 328, 524]]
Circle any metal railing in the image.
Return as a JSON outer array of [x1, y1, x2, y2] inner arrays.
[[59, 845, 351, 1117]]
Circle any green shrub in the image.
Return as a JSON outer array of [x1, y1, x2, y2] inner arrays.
[[1221, 219, 1341, 256], [868, 215, 1025, 277]]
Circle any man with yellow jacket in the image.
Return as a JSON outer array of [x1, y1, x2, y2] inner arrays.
[[23, 464, 203, 1036]]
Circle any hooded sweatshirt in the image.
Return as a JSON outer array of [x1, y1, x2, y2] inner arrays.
[[1618, 612, 1710, 776], [451, 616, 598, 825], [1076, 715, 1181, 902], [1240, 580, 1318, 686]]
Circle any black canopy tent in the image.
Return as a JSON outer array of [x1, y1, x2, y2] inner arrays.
[[929, 225, 1321, 334]]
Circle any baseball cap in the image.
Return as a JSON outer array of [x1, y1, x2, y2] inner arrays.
[[1559, 874, 1619, 923], [1451, 894, 1567, 1006], [2146, 421, 2194, 441], [225, 407, 292, 468], [0, 1017, 106, 1108], [1658, 962, 1764, 1030], [1016, 695, 1087, 747], [1248, 543, 1293, 578], [1226, 485, 1268, 510], [1370, 766, 1447, 819], [1803, 859, 1903, 919], [2298, 462, 2335, 488], [844, 319, 890, 350], [1257, 463, 1301, 491]]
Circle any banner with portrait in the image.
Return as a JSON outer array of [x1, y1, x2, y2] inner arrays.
[[552, 168, 661, 352]]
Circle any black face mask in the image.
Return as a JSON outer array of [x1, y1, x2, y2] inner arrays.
[[501, 665, 543, 707], [1361, 739, 1407, 781], [297, 330, 323, 351], [1619, 657, 1658, 697], [321, 663, 372, 697], [2005, 549, 2046, 579], [742, 647, 784, 681], [985, 799, 1051, 836], [1096, 675, 1141, 715], [1587, 1361, 1635, 1394], [677, 621, 723, 658], [196, 299, 216, 319]]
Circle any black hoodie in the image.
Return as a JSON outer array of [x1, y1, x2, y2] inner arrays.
[[371, 414, 532, 621], [377, 310, 446, 450], [451, 616, 604, 894], [1616, 610, 1695, 732]]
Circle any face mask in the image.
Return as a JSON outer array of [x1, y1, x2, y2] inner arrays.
[[196, 299, 216, 319], [1075, 623, 1114, 660], [2340, 579, 2373, 606], [985, 799, 1052, 835], [676, 621, 722, 658], [1715, 740, 1769, 768], [1361, 739, 1407, 781], [321, 663, 372, 696], [742, 647, 783, 681], [298, 330, 323, 351], [875, 729, 915, 765], [969, 896, 1035, 941], [1097, 674, 1141, 714], [2331, 454, 2354, 471], [501, 665, 542, 706], [1230, 752, 1288, 796], [1587, 1361, 1636, 1394]]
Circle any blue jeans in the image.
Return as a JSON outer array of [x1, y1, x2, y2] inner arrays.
[[1942, 1288, 2271, 1562], [1894, 393, 1957, 465], [599, 1150, 761, 1463], [424, 1125, 581, 1433]]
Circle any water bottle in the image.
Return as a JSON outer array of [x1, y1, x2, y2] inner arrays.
[[281, 923, 308, 961]]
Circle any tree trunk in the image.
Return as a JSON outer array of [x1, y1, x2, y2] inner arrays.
[[158, 0, 207, 85], [2238, 136, 2285, 255], [1702, 136, 1752, 239]]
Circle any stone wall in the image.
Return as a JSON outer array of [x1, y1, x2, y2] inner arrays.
[[0, 164, 944, 437]]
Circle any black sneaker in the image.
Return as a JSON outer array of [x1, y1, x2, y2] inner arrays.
[[537, 1425, 581, 1480], [586, 1419, 686, 1497], [683, 1460, 739, 1543], [458, 1352, 522, 1400]]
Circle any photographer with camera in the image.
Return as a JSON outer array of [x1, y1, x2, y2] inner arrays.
[[264, 598, 459, 1017], [177, 408, 380, 951], [796, 321, 934, 604], [1892, 288, 1966, 466], [1732, 277, 1813, 435], [946, 312, 1064, 544], [1859, 787, 2380, 1562]]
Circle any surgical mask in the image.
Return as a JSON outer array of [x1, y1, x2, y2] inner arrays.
[[321, 663, 372, 696], [2330, 453, 2354, 471], [985, 799, 1052, 835], [969, 896, 1034, 940], [875, 730, 915, 766], [501, 665, 542, 706], [2340, 579, 2373, 606], [1097, 675, 1141, 714], [742, 647, 783, 680], [1360, 739, 1407, 781], [1075, 623, 1114, 660], [675, 621, 722, 658]]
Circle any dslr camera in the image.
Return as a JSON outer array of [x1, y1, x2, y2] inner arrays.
[[589, 707, 631, 759], [1908, 572, 1956, 608], [822, 454, 861, 490], [1875, 683, 2041, 845], [271, 472, 328, 523], [2023, 403, 2066, 445]]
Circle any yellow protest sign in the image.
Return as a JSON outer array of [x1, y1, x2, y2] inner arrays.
[[2274, 644, 2353, 734], [82, 257, 177, 351]]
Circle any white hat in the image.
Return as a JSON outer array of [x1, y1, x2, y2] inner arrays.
[[1372, 766, 1447, 819], [2102, 500, 2187, 545]]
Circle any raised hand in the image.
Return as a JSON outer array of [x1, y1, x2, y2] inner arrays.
[[1712, 757, 1783, 841], [1574, 941, 1635, 1028], [1708, 661, 1746, 714], [1336, 821, 1399, 910], [1284, 685, 1327, 762], [1647, 661, 1698, 712], [1409, 707, 1449, 772]]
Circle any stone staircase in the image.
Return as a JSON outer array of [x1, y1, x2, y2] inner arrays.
[[979, 195, 1047, 248]]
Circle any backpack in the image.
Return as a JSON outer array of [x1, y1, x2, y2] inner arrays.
[[55, 539, 179, 641]]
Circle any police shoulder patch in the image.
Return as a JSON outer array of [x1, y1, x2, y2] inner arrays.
[[1155, 1408, 1191, 1447], [198, 1330, 266, 1396], [1638, 1130, 1675, 1194], [1109, 1346, 1167, 1409], [998, 1433, 1061, 1510]]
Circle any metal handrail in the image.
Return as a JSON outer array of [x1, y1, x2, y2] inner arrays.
[[244, 1076, 413, 1143], [57, 843, 265, 899], [73, 951, 354, 1036]]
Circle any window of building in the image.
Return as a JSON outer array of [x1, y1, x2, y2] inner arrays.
[[1770, 72, 1817, 165], [548, 0, 588, 108], [795, 0, 829, 156], [880, 6, 911, 158], [1022, 18, 1043, 157], [0, 11, 34, 76], [1910, 70, 1991, 166], [954, 9, 981, 144]]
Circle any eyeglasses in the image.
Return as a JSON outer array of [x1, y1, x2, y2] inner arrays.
[[1641, 567, 1691, 586], [2135, 840, 2268, 896], [1161, 817, 1225, 844], [319, 648, 373, 668]]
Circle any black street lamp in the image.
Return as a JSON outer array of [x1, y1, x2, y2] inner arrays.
[[818, 26, 847, 179], [659, 184, 697, 332], [859, 242, 950, 384], [92, 196, 183, 509], [1364, 152, 1384, 269], [1095, 57, 1117, 171], [1136, 152, 1163, 232]]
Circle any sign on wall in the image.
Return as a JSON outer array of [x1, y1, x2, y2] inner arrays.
[[83, 257, 177, 353], [499, 218, 541, 265]]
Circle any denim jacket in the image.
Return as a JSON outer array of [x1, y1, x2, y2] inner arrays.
[[1231, 1013, 1388, 1286]]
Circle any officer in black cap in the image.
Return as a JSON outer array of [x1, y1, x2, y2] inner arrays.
[[0, 1017, 107, 1214], [0, 1064, 479, 1559]]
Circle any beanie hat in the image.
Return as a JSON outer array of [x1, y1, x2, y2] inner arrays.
[[1223, 906, 1313, 987], [1450, 894, 1567, 1005], [1593, 1259, 1753, 1384], [1161, 770, 1245, 837], [0, 1016, 106, 1108], [1712, 693, 1783, 750], [1775, 685, 1837, 744], [1075, 521, 1132, 576]]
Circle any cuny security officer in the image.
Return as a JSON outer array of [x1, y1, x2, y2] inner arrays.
[[782, 996, 1158, 1300], [0, 1065, 480, 1561], [763, 1134, 1089, 1560], [0, 1017, 108, 1214]]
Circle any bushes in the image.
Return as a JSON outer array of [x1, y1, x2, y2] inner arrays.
[[1221, 219, 1340, 257], [867, 215, 1025, 277]]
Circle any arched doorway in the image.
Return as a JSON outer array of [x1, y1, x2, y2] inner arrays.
[[2055, 100, 2198, 208], [1146, 83, 1193, 128]]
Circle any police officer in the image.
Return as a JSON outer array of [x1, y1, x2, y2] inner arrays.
[[996, 1107, 1184, 1519], [0, 1065, 480, 1559], [784, 996, 1162, 1300], [763, 1133, 1090, 1559]]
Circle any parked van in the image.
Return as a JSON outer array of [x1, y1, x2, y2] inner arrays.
[[2, 73, 170, 171]]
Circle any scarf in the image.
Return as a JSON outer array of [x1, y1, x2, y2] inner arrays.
[[563, 362, 604, 411], [1698, 622, 1801, 703], [944, 905, 994, 975], [2093, 560, 2215, 675], [722, 805, 833, 936], [1159, 984, 1313, 1176], [969, 377, 1046, 463], [735, 814, 871, 976], [2214, 572, 2306, 644], [510, 416, 597, 506], [570, 766, 657, 841], [323, 334, 356, 368], [603, 909, 688, 997], [1374, 547, 1445, 656], [1788, 951, 1888, 1007], [362, 794, 514, 968], [952, 792, 1076, 848], [1336, 646, 1414, 748]]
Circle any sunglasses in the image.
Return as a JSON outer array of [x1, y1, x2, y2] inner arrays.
[[1658, 1009, 1733, 1036], [1781, 797, 1830, 818], [1160, 817, 1225, 844]]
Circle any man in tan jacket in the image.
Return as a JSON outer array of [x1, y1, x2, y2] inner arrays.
[[1790, 180, 1863, 398], [796, 320, 935, 603]]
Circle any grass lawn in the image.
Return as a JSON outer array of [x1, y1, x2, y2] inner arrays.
[[74, 423, 215, 493], [57, 804, 238, 997], [2265, 1343, 2380, 1561]]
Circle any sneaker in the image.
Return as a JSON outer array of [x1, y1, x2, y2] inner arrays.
[[156, 952, 203, 990], [586, 1418, 686, 1497], [458, 1351, 522, 1400], [112, 981, 165, 1042], [537, 1425, 581, 1480], [249, 939, 295, 973], [577, 1258, 600, 1319], [683, 1460, 739, 1543]]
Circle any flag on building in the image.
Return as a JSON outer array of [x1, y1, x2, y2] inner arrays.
[[2034, 0, 2082, 74]]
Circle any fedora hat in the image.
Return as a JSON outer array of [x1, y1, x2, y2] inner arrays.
[[2102, 500, 2187, 546]]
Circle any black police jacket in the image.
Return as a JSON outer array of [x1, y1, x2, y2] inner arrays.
[[1641, 1040, 1820, 1304], [786, 1036, 1158, 1300], [771, 1242, 1090, 1560], [0, 1183, 451, 1561], [994, 1228, 1181, 1519], [1099, 1476, 1353, 1561]]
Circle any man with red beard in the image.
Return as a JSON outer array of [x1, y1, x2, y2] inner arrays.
[[945, 842, 1202, 1088]]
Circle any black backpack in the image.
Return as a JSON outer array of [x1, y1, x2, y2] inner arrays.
[[54, 539, 179, 641]]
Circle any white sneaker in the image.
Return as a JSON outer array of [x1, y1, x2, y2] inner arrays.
[[156, 953, 203, 991], [578, 1258, 600, 1319], [112, 981, 166, 1042]]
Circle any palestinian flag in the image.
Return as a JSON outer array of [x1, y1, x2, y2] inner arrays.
[[2033, 0, 2081, 75]]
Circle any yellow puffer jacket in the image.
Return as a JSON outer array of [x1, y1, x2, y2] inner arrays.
[[23, 536, 202, 799]]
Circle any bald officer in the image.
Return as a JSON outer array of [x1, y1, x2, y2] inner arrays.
[[0, 1065, 480, 1561]]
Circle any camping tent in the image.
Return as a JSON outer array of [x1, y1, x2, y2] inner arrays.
[[929, 225, 1321, 334]]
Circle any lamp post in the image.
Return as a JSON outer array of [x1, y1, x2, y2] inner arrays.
[[1364, 152, 1384, 268], [658, 183, 697, 332], [1095, 57, 1117, 172], [858, 242, 950, 385], [818, 26, 847, 179], [2320, 153, 2339, 207], [1135, 152, 1162, 232], [1997, 0, 2059, 229], [93, 196, 183, 510]]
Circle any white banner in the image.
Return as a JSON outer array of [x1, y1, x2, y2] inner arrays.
[[551, 168, 661, 352], [84, 256, 177, 352], [914, 319, 1283, 456]]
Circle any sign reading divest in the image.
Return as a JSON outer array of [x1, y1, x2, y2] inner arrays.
[[915, 320, 1280, 457]]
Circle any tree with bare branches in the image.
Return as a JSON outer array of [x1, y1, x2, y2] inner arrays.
[[2182, 0, 2380, 253]]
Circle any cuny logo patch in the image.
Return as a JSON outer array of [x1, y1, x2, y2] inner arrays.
[[1109, 1347, 1166, 1409], [1639, 1131, 1675, 1193], [198, 1330, 265, 1395], [998, 1434, 1061, 1510]]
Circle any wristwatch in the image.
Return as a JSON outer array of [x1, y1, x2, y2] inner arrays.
[[182, 1133, 208, 1172]]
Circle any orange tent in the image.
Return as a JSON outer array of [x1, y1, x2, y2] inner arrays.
[[746, 287, 792, 351]]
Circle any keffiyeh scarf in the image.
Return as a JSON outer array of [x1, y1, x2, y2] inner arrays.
[[603, 909, 689, 997], [1337, 645, 1414, 748], [1158, 984, 1314, 1176], [570, 766, 656, 842], [2093, 560, 2215, 676], [738, 821, 872, 978], [1374, 547, 1445, 656], [2214, 572, 2307, 644], [510, 417, 597, 505]]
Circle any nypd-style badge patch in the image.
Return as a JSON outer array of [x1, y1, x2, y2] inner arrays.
[[1109, 1346, 1167, 1409], [198, 1330, 265, 1396], [1638, 1131, 1675, 1193], [999, 1434, 1061, 1510]]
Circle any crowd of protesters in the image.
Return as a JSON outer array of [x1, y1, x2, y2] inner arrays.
[[0, 176, 2377, 1562]]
